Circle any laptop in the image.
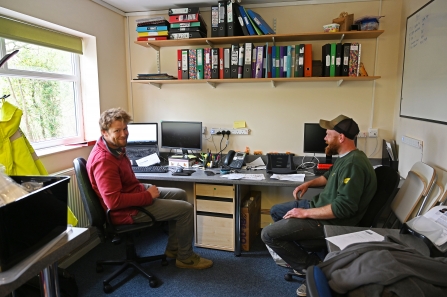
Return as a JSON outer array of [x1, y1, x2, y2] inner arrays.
[[126, 123, 159, 166]]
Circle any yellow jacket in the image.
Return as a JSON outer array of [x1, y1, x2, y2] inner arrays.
[[0, 101, 48, 175]]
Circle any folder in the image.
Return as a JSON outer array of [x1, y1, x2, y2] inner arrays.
[[290, 45, 295, 77], [170, 21, 202, 29], [348, 42, 360, 77], [286, 45, 293, 78], [251, 45, 257, 77], [272, 46, 276, 78], [275, 46, 280, 78], [211, 48, 219, 79], [169, 32, 206, 39], [243, 43, 253, 78], [204, 48, 212, 79], [255, 46, 264, 78], [245, 7, 263, 35], [330, 43, 336, 77], [295, 44, 304, 77], [234, 4, 249, 36], [342, 43, 350, 76], [181, 49, 189, 79], [169, 13, 200, 23], [211, 6, 219, 37], [188, 48, 197, 79], [136, 26, 168, 32], [238, 45, 244, 79], [224, 47, 231, 79], [218, 1, 227, 37], [266, 44, 272, 78], [177, 49, 182, 79], [168, 7, 200, 15], [322, 43, 331, 77], [279, 46, 286, 77], [219, 47, 224, 79], [357, 44, 362, 76], [304, 44, 312, 77], [246, 10, 275, 35], [227, 2, 242, 36], [238, 6, 255, 35], [335, 43, 342, 76], [230, 44, 239, 78], [196, 48, 204, 79]]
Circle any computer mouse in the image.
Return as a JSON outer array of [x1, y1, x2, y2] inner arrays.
[[175, 167, 184, 173]]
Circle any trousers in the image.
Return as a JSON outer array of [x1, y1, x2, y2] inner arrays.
[[131, 184, 193, 260], [261, 199, 325, 270]]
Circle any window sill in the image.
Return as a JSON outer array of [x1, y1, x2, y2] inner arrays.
[[36, 142, 95, 157]]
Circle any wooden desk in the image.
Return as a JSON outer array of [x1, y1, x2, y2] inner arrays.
[[0, 227, 89, 297], [136, 169, 310, 256], [324, 225, 430, 255]]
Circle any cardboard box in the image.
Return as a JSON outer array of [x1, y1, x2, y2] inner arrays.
[[0, 176, 69, 271], [168, 157, 196, 168], [333, 14, 354, 32], [240, 191, 261, 251]]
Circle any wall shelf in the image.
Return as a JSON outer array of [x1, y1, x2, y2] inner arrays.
[[132, 76, 381, 89]]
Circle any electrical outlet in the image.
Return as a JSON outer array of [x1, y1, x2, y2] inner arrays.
[[357, 131, 368, 138], [210, 128, 250, 135], [368, 128, 378, 138], [202, 126, 206, 134], [402, 136, 423, 149]]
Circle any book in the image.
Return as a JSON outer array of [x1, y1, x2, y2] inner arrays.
[[246, 10, 275, 35]]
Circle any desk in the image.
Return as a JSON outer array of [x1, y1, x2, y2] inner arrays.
[[0, 227, 89, 297], [324, 225, 430, 255], [136, 169, 309, 256]]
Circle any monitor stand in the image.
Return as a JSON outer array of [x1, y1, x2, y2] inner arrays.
[[182, 149, 189, 159]]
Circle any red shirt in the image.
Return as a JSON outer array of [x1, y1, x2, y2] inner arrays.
[[86, 137, 153, 224]]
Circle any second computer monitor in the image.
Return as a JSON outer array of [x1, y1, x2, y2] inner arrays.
[[303, 123, 332, 163], [161, 121, 202, 156], [127, 123, 158, 145]]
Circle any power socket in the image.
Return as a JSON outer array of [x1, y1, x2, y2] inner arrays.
[[210, 128, 250, 135], [202, 126, 206, 134], [357, 131, 368, 138], [368, 128, 378, 138]]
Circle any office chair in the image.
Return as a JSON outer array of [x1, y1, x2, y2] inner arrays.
[[285, 165, 400, 282], [73, 158, 167, 294], [305, 265, 333, 297]]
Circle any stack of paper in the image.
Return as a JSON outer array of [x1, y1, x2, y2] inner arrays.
[[385, 139, 398, 161]]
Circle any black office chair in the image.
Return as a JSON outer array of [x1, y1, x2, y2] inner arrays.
[[284, 165, 400, 282], [73, 158, 168, 294]]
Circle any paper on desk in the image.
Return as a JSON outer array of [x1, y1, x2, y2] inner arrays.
[[270, 174, 305, 182], [246, 157, 265, 167], [221, 174, 265, 180], [136, 153, 160, 167], [325, 230, 384, 250]]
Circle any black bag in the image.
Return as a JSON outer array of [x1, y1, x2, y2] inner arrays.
[[13, 267, 78, 297]]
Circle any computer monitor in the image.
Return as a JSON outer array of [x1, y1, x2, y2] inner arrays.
[[303, 123, 332, 163], [127, 123, 158, 145], [161, 121, 202, 156]]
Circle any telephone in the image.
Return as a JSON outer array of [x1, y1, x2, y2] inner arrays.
[[223, 150, 246, 169]]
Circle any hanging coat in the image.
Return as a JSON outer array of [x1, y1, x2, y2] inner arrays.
[[0, 101, 48, 175]]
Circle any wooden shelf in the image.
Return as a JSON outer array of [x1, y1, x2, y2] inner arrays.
[[132, 76, 381, 89], [135, 30, 384, 49]]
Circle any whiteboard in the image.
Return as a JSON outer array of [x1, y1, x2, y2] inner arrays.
[[400, 0, 447, 124]]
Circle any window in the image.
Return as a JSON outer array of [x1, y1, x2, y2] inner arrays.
[[0, 38, 83, 149]]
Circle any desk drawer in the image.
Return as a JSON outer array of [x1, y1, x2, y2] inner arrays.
[[196, 215, 234, 251], [195, 184, 234, 198], [196, 198, 234, 214]]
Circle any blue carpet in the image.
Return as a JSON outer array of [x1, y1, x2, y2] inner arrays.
[[67, 226, 303, 296]]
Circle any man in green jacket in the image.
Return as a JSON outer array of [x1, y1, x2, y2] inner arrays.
[[261, 115, 377, 296]]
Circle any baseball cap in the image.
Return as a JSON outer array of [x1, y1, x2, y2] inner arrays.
[[319, 115, 359, 140]]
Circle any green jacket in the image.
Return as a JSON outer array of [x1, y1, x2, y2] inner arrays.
[[310, 149, 377, 226]]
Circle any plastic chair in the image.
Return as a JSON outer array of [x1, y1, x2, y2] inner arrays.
[[73, 158, 167, 294], [419, 166, 447, 215]]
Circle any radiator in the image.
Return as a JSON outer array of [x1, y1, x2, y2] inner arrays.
[[53, 168, 90, 228]]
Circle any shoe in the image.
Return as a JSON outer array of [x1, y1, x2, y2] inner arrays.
[[293, 268, 307, 276], [296, 284, 307, 296], [176, 253, 213, 270], [165, 249, 177, 259]]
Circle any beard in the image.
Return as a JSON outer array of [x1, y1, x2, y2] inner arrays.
[[325, 141, 340, 156]]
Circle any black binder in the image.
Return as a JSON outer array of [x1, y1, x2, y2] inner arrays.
[[224, 47, 231, 79], [211, 6, 219, 37], [211, 48, 219, 79], [234, 3, 249, 36], [322, 43, 331, 77], [266, 154, 296, 174], [243, 42, 253, 78], [218, 1, 227, 37], [335, 43, 343, 76], [226, 2, 243, 36], [230, 44, 239, 78], [342, 43, 351, 76]]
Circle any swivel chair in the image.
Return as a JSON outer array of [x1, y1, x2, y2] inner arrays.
[[284, 165, 400, 282], [73, 158, 167, 294]]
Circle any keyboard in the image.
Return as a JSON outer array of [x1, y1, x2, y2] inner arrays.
[[132, 165, 169, 173]]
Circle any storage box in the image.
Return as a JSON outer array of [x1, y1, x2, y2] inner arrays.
[[0, 175, 69, 272], [168, 157, 196, 168], [240, 191, 261, 251], [332, 13, 354, 32]]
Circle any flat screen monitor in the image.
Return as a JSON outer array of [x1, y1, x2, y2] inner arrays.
[[161, 121, 202, 156], [127, 123, 158, 145], [303, 123, 332, 163]]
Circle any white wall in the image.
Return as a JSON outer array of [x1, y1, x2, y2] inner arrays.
[[396, 0, 447, 177]]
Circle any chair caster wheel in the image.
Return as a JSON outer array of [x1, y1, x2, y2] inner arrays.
[[149, 279, 158, 288], [284, 273, 292, 281], [162, 259, 168, 266], [96, 264, 104, 273], [103, 284, 113, 293]]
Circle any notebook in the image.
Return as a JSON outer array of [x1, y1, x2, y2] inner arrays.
[[126, 123, 159, 166]]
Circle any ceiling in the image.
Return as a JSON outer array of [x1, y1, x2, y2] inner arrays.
[[91, 0, 329, 15]]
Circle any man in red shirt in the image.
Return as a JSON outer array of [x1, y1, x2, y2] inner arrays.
[[87, 107, 212, 270]]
